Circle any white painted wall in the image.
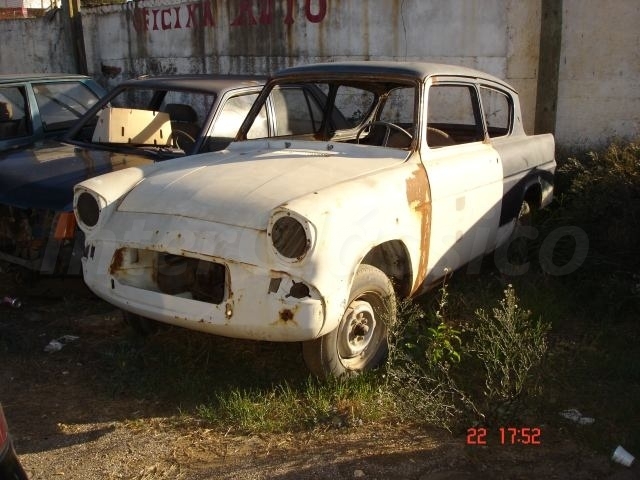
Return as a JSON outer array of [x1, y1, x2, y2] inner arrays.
[[0, 0, 637, 148]]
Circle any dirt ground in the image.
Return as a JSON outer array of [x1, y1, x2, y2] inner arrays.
[[0, 271, 635, 480]]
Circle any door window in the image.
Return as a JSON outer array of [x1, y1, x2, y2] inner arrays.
[[427, 84, 484, 147]]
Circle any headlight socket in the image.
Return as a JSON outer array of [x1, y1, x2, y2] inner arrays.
[[269, 212, 313, 261]]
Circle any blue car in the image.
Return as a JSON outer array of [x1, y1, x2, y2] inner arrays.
[[0, 74, 106, 277]]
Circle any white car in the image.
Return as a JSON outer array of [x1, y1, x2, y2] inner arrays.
[[74, 62, 555, 377]]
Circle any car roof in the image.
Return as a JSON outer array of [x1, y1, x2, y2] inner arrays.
[[0, 73, 95, 84], [273, 61, 513, 90], [117, 74, 268, 93]]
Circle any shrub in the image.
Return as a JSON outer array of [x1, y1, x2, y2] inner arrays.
[[546, 140, 640, 319], [385, 286, 478, 429], [555, 140, 639, 270], [470, 285, 549, 417]]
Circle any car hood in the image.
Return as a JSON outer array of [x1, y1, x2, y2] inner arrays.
[[117, 140, 406, 229], [0, 142, 155, 211]]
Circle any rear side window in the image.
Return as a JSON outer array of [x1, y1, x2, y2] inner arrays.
[[480, 86, 512, 137], [427, 84, 484, 147], [33, 81, 100, 132]]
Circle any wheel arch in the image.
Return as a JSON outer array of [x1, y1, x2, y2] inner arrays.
[[360, 239, 413, 299], [523, 181, 542, 210], [500, 173, 544, 225]]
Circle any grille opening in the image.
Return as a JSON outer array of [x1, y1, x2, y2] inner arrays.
[[156, 253, 226, 304]]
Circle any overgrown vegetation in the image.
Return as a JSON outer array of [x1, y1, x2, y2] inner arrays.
[[385, 283, 549, 430]]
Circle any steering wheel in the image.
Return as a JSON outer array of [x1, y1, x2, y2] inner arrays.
[[426, 127, 454, 147], [167, 129, 196, 152], [355, 121, 413, 147]]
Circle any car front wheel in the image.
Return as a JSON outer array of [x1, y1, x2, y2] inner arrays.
[[302, 264, 396, 378]]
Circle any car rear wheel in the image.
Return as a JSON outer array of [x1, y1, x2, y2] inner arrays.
[[302, 264, 396, 378]]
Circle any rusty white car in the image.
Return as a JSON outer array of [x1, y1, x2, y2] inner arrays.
[[73, 62, 555, 377]]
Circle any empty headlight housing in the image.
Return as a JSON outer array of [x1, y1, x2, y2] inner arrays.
[[74, 188, 103, 231], [268, 210, 314, 262]]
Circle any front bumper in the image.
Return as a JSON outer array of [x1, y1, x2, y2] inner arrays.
[[82, 240, 326, 342]]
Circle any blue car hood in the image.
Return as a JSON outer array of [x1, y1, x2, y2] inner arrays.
[[0, 141, 155, 211]]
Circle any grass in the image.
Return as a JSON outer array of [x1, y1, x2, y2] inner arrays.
[[89, 139, 639, 455]]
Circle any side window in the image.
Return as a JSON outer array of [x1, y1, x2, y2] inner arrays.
[[210, 93, 266, 140], [427, 84, 484, 147], [0, 87, 29, 140], [33, 81, 100, 132], [270, 86, 323, 136], [480, 86, 511, 137], [379, 87, 415, 125], [332, 86, 375, 128]]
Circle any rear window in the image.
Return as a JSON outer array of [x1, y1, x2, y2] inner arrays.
[[480, 86, 512, 137]]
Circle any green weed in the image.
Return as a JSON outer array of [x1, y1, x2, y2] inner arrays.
[[470, 285, 550, 419]]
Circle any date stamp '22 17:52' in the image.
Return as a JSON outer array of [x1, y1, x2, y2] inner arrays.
[[466, 427, 542, 445]]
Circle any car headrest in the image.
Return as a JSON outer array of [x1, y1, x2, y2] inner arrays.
[[0, 102, 12, 121], [163, 103, 198, 123]]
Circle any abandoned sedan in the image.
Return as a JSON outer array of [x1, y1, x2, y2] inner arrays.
[[74, 62, 555, 377]]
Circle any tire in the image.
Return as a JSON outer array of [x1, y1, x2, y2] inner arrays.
[[302, 265, 396, 378], [121, 310, 164, 336]]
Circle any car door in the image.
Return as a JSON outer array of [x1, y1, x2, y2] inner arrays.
[[422, 78, 503, 283]]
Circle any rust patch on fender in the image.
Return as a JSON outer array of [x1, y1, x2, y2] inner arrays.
[[273, 306, 299, 327], [405, 166, 432, 295], [279, 309, 294, 322]]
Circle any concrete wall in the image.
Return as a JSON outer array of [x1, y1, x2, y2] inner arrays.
[[0, 0, 637, 148], [555, 0, 640, 147], [81, 0, 542, 132], [0, 11, 74, 72]]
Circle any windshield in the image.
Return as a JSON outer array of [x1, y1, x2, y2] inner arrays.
[[242, 79, 417, 150], [69, 87, 217, 155]]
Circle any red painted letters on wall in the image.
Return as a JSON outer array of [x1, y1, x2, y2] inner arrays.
[[132, 0, 327, 32]]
